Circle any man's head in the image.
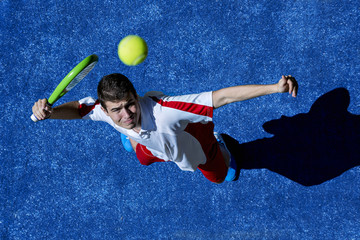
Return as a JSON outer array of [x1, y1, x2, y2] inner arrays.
[[97, 73, 141, 130], [97, 73, 137, 108]]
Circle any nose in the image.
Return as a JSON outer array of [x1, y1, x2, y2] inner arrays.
[[121, 107, 132, 118]]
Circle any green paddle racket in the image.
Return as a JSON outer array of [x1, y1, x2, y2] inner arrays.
[[31, 54, 98, 122]]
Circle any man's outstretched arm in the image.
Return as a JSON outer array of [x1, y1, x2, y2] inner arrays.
[[32, 99, 81, 120], [212, 75, 298, 109]]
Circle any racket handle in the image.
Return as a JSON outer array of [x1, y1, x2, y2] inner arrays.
[[30, 114, 39, 122]]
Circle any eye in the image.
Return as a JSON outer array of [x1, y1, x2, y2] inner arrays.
[[127, 101, 135, 107]]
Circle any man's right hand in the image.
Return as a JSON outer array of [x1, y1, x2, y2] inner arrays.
[[32, 99, 53, 121]]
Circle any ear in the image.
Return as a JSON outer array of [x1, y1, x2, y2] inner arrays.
[[101, 106, 110, 116]]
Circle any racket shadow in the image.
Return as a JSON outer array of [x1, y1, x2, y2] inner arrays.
[[222, 88, 360, 186]]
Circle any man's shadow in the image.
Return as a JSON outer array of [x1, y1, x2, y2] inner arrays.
[[222, 88, 360, 186]]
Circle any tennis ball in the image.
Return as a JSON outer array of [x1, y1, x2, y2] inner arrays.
[[118, 35, 148, 66]]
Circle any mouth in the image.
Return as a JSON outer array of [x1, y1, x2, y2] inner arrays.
[[122, 116, 135, 125]]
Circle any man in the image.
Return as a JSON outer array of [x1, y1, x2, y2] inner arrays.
[[32, 74, 298, 183]]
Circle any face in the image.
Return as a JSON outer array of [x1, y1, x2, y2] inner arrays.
[[101, 93, 141, 130]]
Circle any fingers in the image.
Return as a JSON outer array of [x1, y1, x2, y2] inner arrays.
[[291, 81, 298, 97], [278, 75, 298, 97], [287, 79, 294, 94], [32, 99, 52, 121], [284, 75, 298, 97]]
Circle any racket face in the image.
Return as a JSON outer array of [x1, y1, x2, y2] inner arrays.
[[65, 61, 97, 92], [47, 54, 98, 105]]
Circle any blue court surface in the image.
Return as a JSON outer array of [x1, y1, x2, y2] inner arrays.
[[1, 1, 359, 239]]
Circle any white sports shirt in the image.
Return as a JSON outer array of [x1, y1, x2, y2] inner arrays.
[[78, 91, 214, 172]]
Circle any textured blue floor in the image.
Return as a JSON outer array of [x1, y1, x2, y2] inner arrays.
[[1, 1, 360, 239]]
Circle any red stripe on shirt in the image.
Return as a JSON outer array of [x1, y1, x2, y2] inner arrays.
[[78, 100, 100, 117], [150, 96, 213, 118]]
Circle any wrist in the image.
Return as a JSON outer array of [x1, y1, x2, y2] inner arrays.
[[269, 83, 280, 94]]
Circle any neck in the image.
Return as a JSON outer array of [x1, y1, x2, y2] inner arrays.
[[132, 126, 141, 133], [133, 112, 141, 133]]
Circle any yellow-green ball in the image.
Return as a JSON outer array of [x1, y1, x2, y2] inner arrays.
[[118, 35, 148, 66]]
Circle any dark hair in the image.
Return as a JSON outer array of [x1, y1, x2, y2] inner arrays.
[[97, 73, 137, 110]]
